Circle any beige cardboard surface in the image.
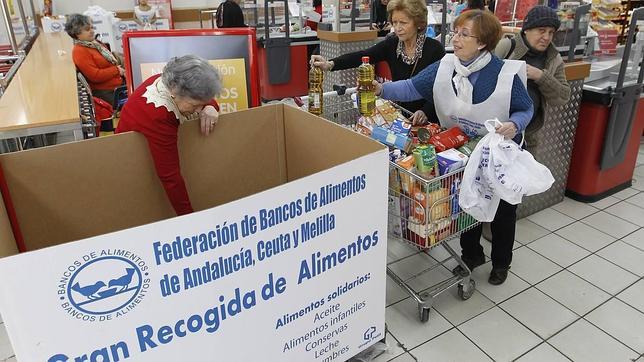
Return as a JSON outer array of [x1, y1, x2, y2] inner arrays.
[[283, 105, 386, 181], [0, 104, 385, 254], [0, 133, 175, 251], [179, 104, 288, 211], [0, 189, 17, 257]]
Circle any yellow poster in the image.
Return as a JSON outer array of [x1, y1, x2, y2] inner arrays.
[[139, 58, 248, 114]]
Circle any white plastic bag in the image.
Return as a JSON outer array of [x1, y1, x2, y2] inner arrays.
[[458, 121, 502, 222], [488, 135, 554, 205]]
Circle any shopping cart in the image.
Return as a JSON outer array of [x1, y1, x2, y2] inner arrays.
[[297, 86, 479, 323], [388, 163, 478, 322]]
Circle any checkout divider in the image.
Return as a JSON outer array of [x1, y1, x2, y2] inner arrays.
[[0, 105, 388, 361]]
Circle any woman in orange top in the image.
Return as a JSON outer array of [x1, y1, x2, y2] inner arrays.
[[65, 14, 125, 104]]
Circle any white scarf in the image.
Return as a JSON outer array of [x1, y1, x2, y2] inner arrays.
[[142, 77, 200, 124], [452, 51, 492, 103]]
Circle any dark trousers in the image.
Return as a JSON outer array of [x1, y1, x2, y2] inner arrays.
[[460, 200, 518, 269], [92, 89, 115, 105]]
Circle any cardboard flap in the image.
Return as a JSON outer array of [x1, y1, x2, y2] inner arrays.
[[0, 179, 17, 257], [0, 133, 175, 251], [283, 105, 386, 181], [179, 104, 287, 211]]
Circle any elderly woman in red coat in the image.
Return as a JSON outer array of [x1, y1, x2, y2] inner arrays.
[[116, 55, 222, 216]]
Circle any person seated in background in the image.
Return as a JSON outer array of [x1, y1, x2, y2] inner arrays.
[[494, 5, 570, 150], [371, 0, 391, 36], [216, 0, 246, 28], [116, 55, 222, 216], [311, 0, 445, 125], [373, 10, 533, 285], [65, 14, 125, 104], [134, 0, 158, 29]]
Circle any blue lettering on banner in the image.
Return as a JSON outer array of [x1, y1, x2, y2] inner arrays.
[[298, 231, 378, 284], [47, 341, 129, 362], [153, 221, 240, 265], [47, 173, 377, 360]]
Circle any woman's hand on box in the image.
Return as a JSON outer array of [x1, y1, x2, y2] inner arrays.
[[410, 110, 428, 125], [200, 105, 219, 136]]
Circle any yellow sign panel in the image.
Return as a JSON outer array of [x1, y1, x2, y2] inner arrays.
[[139, 58, 248, 114], [208, 59, 248, 113]]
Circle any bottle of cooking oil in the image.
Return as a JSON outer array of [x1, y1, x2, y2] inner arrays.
[[308, 65, 324, 115], [357, 56, 375, 116]]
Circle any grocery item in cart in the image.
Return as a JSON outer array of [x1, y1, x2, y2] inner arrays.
[[429, 127, 469, 152], [390, 119, 412, 136], [358, 56, 376, 116], [396, 155, 415, 170], [427, 187, 450, 220], [389, 149, 404, 162], [407, 217, 452, 247], [450, 177, 461, 219], [308, 66, 324, 115], [456, 213, 477, 231], [410, 185, 449, 223], [412, 145, 438, 179], [415, 124, 442, 144], [437, 149, 469, 175], [457, 136, 482, 156], [372, 125, 413, 152], [375, 99, 402, 122], [356, 115, 379, 136]]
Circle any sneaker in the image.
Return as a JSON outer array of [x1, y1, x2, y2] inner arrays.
[[488, 267, 510, 285], [452, 255, 485, 277]]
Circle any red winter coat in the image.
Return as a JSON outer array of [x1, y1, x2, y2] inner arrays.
[[116, 74, 219, 215]]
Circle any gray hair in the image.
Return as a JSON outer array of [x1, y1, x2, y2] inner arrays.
[[64, 14, 91, 39], [161, 55, 223, 102]]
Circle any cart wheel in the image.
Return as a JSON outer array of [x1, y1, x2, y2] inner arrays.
[[458, 280, 476, 300], [419, 307, 431, 323]]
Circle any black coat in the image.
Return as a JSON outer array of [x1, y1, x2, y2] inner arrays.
[[332, 35, 445, 119]]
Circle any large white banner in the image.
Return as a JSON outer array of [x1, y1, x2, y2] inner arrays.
[[0, 151, 388, 361]]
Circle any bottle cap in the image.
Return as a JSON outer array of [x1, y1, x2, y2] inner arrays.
[[362, 56, 369, 63]]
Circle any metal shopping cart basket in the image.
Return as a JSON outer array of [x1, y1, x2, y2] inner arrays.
[[388, 163, 478, 322], [297, 86, 479, 323]]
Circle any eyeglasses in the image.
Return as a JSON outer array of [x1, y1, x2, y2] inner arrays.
[[450, 30, 478, 39]]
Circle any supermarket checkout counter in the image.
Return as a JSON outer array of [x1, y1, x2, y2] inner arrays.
[[566, 59, 644, 201], [256, 30, 318, 100], [0, 32, 81, 153], [565, 8, 644, 202]]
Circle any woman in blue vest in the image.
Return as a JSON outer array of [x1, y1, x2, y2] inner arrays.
[[375, 10, 533, 285]]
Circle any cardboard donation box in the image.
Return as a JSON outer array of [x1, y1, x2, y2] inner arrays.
[[0, 105, 389, 361]]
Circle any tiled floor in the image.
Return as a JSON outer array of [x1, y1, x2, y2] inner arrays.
[[1, 144, 643, 362], [376, 142, 644, 362]]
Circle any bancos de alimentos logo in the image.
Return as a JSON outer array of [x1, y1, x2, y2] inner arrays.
[[57, 249, 150, 322]]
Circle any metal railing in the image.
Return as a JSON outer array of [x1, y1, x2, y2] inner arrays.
[[0, 0, 39, 94]]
